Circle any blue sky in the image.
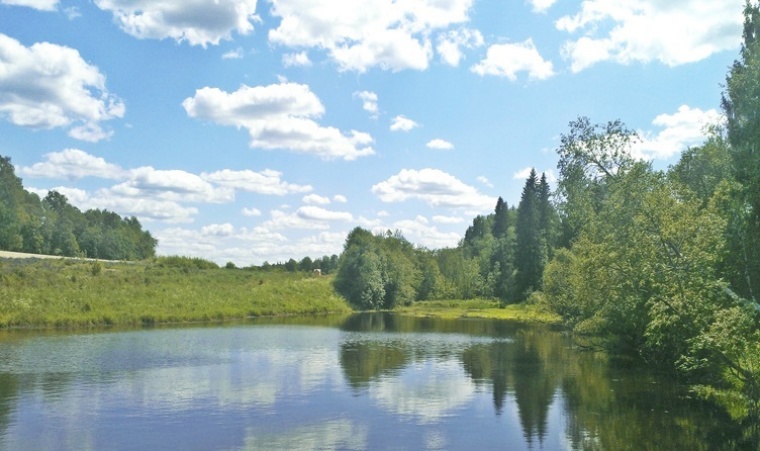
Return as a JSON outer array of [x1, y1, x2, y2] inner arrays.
[[0, 0, 742, 265]]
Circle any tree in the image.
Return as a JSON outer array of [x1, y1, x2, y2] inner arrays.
[[555, 117, 639, 247], [722, 1, 760, 302], [514, 169, 543, 299], [492, 197, 509, 238]]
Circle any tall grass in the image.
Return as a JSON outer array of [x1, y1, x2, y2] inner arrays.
[[0, 258, 352, 329]]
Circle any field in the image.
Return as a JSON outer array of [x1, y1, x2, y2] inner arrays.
[[0, 257, 352, 329]]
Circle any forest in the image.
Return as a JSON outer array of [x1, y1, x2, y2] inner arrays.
[[334, 2, 760, 440], [0, 156, 157, 261]]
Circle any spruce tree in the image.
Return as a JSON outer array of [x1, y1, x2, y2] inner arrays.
[[514, 169, 540, 299]]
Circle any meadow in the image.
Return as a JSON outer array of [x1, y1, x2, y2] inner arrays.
[[0, 257, 352, 329]]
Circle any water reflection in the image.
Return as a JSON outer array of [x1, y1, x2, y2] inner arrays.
[[0, 314, 749, 450]]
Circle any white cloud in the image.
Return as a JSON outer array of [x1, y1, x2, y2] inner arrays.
[[372, 168, 495, 212], [297, 206, 353, 222], [283, 51, 312, 67], [183, 83, 375, 160], [390, 115, 419, 132], [21, 149, 124, 180], [529, 0, 556, 14], [242, 207, 262, 217], [477, 176, 493, 187], [202, 169, 312, 195], [557, 1, 743, 72], [634, 105, 724, 160], [436, 28, 483, 66], [155, 226, 346, 266], [0, 33, 124, 141], [354, 91, 379, 117], [513, 167, 535, 180], [426, 139, 454, 150], [111, 166, 235, 204], [93, 0, 260, 47], [390, 218, 461, 249], [268, 0, 475, 72], [201, 223, 235, 237], [1, 0, 57, 11], [37, 186, 199, 223], [471, 39, 554, 81], [302, 194, 331, 205], [263, 209, 330, 230], [222, 47, 245, 59], [333, 194, 348, 203], [63, 6, 80, 19], [432, 215, 464, 224]]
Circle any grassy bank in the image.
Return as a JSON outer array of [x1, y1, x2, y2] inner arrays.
[[395, 299, 562, 325], [0, 257, 352, 329]]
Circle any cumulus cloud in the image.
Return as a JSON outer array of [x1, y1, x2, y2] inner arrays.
[[529, 0, 556, 14], [182, 83, 375, 160], [354, 91, 379, 117], [111, 166, 235, 204], [268, 0, 475, 72], [389, 218, 461, 249], [263, 209, 330, 230], [303, 194, 331, 205], [21, 149, 124, 180], [436, 28, 483, 66], [155, 226, 344, 266], [0, 33, 124, 141], [471, 39, 554, 81], [35, 186, 199, 223], [222, 47, 245, 59], [201, 223, 235, 237], [1, 0, 57, 11], [242, 207, 262, 217], [432, 215, 464, 224], [426, 139, 454, 150], [297, 206, 353, 222], [283, 51, 312, 67], [390, 115, 419, 132], [477, 176, 493, 187], [333, 194, 348, 203], [93, 0, 260, 47], [372, 168, 495, 212], [513, 167, 556, 183], [202, 169, 312, 195], [634, 105, 724, 160], [557, 1, 742, 72]]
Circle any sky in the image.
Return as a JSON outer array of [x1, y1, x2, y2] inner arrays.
[[0, 0, 744, 265]]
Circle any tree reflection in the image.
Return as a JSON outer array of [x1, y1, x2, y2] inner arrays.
[[338, 313, 747, 449]]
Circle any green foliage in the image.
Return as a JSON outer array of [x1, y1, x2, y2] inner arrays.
[[0, 258, 351, 329], [722, 1, 760, 303], [0, 156, 157, 260], [155, 255, 220, 270], [334, 228, 421, 310], [545, 111, 760, 444]]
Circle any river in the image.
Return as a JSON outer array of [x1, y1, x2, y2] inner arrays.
[[0, 314, 743, 450]]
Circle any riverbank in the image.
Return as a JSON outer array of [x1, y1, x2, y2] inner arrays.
[[0, 257, 352, 329], [0, 256, 561, 330], [395, 299, 562, 325]]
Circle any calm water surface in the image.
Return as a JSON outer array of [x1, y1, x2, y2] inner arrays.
[[0, 314, 741, 450]]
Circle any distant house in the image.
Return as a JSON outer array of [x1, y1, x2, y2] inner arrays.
[[313, 268, 322, 276]]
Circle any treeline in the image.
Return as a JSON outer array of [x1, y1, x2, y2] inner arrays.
[[334, 3, 760, 441], [333, 171, 558, 310], [0, 156, 156, 260], [257, 255, 340, 274]]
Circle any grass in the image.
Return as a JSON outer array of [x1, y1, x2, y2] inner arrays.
[[395, 299, 562, 325], [0, 257, 352, 329]]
